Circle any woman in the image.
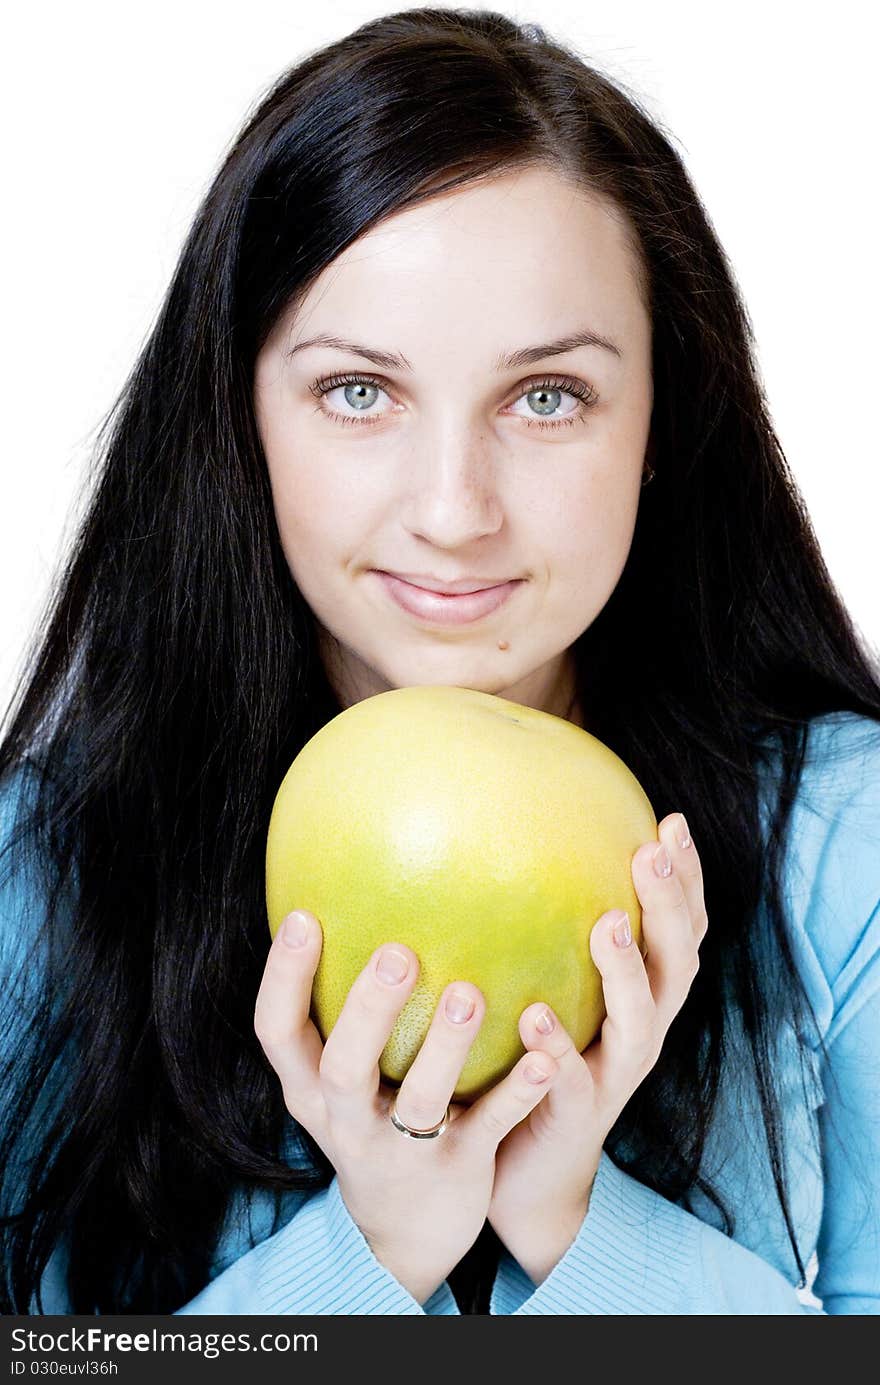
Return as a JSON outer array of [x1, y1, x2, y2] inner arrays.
[[1, 8, 879, 1315]]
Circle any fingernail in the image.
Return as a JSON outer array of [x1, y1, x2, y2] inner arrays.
[[376, 946, 409, 984], [652, 843, 672, 878], [676, 814, 692, 849], [282, 912, 310, 947], [610, 910, 632, 948], [535, 1008, 555, 1034], [445, 989, 475, 1024], [525, 1061, 552, 1083]]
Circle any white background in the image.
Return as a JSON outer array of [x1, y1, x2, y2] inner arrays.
[[2, 0, 878, 720]]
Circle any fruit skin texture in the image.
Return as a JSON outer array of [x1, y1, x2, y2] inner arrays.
[[265, 685, 656, 1102]]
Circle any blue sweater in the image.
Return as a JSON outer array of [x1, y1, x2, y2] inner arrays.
[[1, 711, 879, 1315]]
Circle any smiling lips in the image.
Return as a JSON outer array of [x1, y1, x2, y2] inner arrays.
[[374, 571, 523, 625]]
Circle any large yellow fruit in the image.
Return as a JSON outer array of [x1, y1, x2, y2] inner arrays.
[[265, 685, 656, 1101]]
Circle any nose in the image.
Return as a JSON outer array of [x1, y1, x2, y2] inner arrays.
[[400, 427, 505, 549]]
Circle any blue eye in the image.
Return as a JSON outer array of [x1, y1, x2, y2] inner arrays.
[[334, 379, 382, 413], [308, 373, 599, 431], [509, 384, 589, 428]]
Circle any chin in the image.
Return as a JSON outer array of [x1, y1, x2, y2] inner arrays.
[[380, 654, 514, 696]]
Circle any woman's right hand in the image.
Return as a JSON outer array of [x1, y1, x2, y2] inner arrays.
[[254, 909, 560, 1305]]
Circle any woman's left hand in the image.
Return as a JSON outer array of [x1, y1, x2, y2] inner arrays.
[[487, 812, 708, 1286]]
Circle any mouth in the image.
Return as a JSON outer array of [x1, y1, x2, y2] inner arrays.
[[372, 571, 524, 626]]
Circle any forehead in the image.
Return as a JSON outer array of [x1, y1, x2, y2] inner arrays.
[[272, 166, 648, 359]]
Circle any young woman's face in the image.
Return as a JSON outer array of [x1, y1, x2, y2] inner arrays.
[[253, 166, 653, 717]]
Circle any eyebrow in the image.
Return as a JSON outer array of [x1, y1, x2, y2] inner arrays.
[[284, 328, 622, 371]]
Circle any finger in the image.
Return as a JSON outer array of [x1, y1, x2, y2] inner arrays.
[[585, 909, 657, 1091], [659, 812, 708, 944], [391, 982, 486, 1133], [254, 910, 326, 1123], [318, 941, 420, 1131], [631, 836, 698, 1021], [459, 1049, 560, 1154], [517, 1002, 595, 1129]]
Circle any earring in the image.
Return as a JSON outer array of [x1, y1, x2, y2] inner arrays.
[[641, 462, 656, 488]]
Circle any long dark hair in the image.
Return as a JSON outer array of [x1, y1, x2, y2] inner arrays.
[[2, 7, 879, 1315]]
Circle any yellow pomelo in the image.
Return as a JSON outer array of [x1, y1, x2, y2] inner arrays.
[[265, 684, 656, 1102]]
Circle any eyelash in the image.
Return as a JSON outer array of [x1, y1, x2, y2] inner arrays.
[[307, 372, 599, 431]]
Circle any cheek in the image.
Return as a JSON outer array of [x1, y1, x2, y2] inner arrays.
[[590, 473, 640, 563], [266, 448, 367, 567], [545, 466, 639, 599]]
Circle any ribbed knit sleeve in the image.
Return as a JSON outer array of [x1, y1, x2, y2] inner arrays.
[[489, 1151, 817, 1314], [175, 1177, 460, 1315]]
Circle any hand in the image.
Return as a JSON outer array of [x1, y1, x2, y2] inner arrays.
[[254, 913, 563, 1305], [487, 812, 708, 1285]]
